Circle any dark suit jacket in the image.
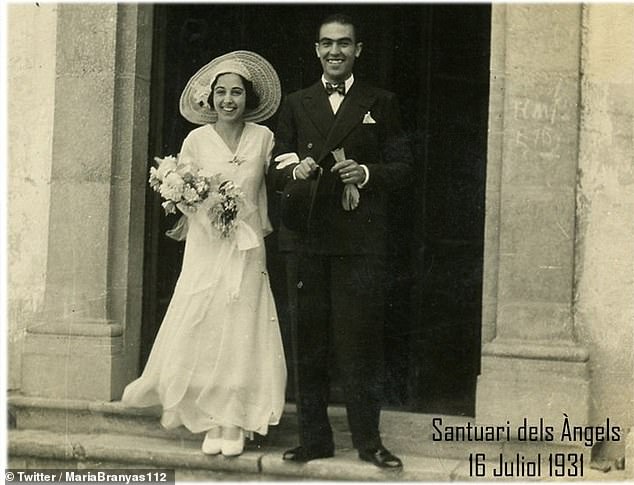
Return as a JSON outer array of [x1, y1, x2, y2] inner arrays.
[[269, 79, 414, 255]]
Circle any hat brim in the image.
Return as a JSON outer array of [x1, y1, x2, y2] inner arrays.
[[180, 50, 281, 125]]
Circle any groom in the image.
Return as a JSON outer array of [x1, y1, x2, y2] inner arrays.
[[270, 13, 413, 469]]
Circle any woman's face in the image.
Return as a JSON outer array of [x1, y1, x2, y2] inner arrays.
[[212, 73, 247, 123]]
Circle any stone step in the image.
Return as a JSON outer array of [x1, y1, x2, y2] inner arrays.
[[9, 395, 319, 448], [8, 429, 466, 481], [10, 429, 624, 482], [10, 397, 626, 481], [12, 395, 602, 467], [9, 395, 506, 460]]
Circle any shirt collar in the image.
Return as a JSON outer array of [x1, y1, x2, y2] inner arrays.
[[321, 74, 355, 93]]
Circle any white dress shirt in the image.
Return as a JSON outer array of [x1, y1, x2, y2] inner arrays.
[[322, 74, 355, 114]]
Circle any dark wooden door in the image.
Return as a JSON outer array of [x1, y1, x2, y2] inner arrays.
[[141, 4, 491, 416]]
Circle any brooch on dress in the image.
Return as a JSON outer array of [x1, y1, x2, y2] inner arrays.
[[228, 156, 247, 166]]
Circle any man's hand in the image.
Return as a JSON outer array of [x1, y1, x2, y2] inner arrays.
[[294, 156, 320, 180], [331, 159, 365, 185]]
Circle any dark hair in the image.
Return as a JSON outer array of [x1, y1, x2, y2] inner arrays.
[[316, 13, 360, 43], [207, 73, 260, 110]]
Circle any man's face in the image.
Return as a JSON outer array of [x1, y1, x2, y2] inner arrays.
[[315, 22, 362, 83]]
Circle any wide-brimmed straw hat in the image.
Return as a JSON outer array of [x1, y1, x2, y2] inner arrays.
[[180, 50, 281, 125]]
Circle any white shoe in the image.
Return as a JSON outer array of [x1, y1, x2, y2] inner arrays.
[[221, 426, 245, 457], [201, 426, 222, 455]]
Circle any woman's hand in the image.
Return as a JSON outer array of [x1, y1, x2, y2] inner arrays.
[[177, 202, 198, 217]]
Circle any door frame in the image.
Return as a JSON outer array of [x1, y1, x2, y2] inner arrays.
[[139, 3, 492, 416]]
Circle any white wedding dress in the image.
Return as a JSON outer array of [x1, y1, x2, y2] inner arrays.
[[122, 122, 287, 436]]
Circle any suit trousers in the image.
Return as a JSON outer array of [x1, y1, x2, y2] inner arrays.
[[290, 252, 386, 451]]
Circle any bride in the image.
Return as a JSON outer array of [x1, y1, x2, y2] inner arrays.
[[122, 51, 287, 457]]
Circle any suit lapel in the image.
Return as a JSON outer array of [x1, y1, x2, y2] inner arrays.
[[301, 82, 335, 140], [317, 82, 376, 162]]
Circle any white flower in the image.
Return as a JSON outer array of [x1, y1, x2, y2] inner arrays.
[[160, 172, 185, 200], [193, 86, 211, 109], [176, 160, 197, 180], [149, 167, 161, 191], [182, 186, 200, 204], [154, 156, 178, 180], [194, 178, 209, 194]]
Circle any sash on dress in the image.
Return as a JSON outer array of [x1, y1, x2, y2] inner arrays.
[[170, 199, 261, 313]]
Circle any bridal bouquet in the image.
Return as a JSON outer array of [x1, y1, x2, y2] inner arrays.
[[149, 155, 245, 238]]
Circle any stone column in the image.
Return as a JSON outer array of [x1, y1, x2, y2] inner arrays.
[[476, 4, 590, 431], [21, 4, 153, 401]]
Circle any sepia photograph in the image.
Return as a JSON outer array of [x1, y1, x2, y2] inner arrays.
[[5, 1, 633, 481]]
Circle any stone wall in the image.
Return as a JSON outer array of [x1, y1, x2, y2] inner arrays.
[[17, 4, 153, 401], [7, 4, 58, 390], [576, 3, 634, 456], [476, 4, 592, 434]]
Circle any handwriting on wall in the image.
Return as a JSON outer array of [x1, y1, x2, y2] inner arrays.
[[514, 127, 561, 161], [510, 79, 576, 162]]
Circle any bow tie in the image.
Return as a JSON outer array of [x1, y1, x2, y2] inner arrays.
[[324, 82, 346, 96]]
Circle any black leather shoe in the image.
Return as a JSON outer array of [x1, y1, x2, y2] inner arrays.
[[283, 445, 334, 462], [359, 446, 403, 469]]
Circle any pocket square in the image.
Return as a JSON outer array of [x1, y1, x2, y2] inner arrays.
[[362, 111, 376, 124]]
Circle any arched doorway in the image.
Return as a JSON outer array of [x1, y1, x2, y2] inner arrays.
[[141, 4, 491, 417]]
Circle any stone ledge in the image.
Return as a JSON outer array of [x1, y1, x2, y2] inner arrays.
[[9, 394, 162, 417], [7, 394, 471, 428], [9, 427, 630, 481], [10, 429, 261, 475], [7, 395, 497, 457], [27, 320, 122, 337], [8, 395, 437, 424], [14, 395, 617, 471], [8, 429, 462, 481], [261, 451, 462, 481], [482, 338, 589, 362]]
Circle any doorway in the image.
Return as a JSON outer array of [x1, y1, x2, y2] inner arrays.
[[141, 4, 491, 417]]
